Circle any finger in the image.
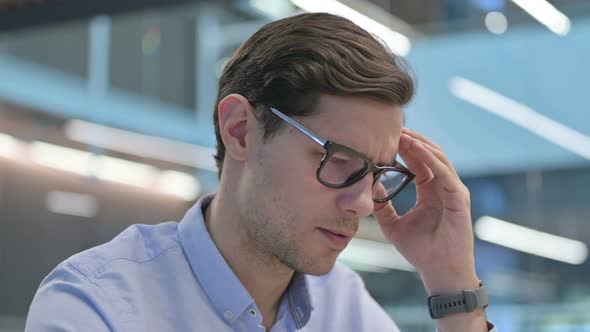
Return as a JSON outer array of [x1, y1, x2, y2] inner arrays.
[[415, 140, 459, 179], [403, 128, 459, 178], [423, 144, 458, 178], [372, 182, 399, 216], [399, 133, 434, 186], [406, 136, 464, 193], [403, 128, 442, 151], [372, 183, 401, 233]]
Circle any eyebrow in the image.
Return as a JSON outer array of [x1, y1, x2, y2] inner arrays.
[[271, 107, 397, 166], [376, 154, 399, 167], [334, 134, 399, 166], [333, 139, 398, 167]]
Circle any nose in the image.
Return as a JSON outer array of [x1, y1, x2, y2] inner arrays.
[[335, 173, 374, 218]]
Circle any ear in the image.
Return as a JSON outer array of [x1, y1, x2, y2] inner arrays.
[[217, 94, 257, 162]]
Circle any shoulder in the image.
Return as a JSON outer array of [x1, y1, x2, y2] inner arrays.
[[66, 222, 182, 280], [26, 222, 185, 331]]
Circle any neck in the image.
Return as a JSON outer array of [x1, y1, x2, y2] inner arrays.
[[204, 187, 294, 329]]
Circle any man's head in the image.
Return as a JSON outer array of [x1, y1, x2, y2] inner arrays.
[[213, 13, 415, 275]]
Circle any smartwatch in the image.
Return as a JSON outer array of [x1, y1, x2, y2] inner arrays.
[[427, 281, 489, 319]]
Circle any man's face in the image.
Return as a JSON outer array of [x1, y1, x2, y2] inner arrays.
[[239, 94, 404, 276]]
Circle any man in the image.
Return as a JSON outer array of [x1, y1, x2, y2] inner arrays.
[[26, 13, 497, 331]]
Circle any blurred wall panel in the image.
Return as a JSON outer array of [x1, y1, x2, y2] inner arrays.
[[0, 157, 191, 315]]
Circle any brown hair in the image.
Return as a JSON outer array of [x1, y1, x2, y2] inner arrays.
[[213, 12, 415, 177]]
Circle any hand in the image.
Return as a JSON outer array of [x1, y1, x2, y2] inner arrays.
[[373, 128, 479, 293]]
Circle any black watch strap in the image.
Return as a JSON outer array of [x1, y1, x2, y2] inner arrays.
[[427, 281, 489, 319]]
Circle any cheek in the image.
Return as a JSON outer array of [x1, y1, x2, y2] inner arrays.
[[284, 159, 330, 208], [260, 141, 336, 217], [264, 146, 319, 189]]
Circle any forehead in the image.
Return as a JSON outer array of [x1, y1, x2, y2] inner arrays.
[[297, 95, 404, 164]]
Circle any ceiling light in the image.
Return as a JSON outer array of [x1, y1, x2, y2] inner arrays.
[[20, 138, 199, 201], [46, 191, 99, 218], [157, 170, 201, 201], [450, 77, 590, 160], [475, 216, 588, 265], [0, 133, 19, 158], [511, 0, 571, 35], [65, 120, 217, 172], [485, 11, 508, 34]]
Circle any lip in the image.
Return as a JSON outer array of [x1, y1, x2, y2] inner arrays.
[[318, 228, 353, 250]]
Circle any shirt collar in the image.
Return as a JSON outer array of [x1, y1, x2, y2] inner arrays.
[[286, 272, 313, 328], [178, 193, 313, 327], [178, 193, 253, 323]]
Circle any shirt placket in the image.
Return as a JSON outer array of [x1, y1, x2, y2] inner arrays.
[[233, 306, 265, 332]]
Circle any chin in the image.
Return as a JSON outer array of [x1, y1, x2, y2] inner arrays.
[[296, 256, 338, 276]]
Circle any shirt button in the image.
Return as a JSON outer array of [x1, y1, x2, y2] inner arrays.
[[223, 310, 233, 319], [248, 308, 257, 317]]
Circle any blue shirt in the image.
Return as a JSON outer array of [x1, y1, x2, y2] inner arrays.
[[26, 193, 497, 331]]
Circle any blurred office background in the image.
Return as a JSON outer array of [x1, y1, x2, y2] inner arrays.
[[0, 0, 589, 331]]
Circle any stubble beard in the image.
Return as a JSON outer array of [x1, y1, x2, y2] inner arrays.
[[240, 181, 345, 276]]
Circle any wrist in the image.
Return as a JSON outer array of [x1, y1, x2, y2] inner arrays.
[[420, 270, 480, 296]]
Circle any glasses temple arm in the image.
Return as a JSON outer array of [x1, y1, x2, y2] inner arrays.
[[270, 107, 328, 147]]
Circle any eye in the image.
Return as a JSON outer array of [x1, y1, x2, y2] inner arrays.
[[329, 151, 354, 163], [331, 156, 351, 164], [311, 150, 327, 163]]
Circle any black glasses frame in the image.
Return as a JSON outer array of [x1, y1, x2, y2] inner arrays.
[[269, 107, 415, 203]]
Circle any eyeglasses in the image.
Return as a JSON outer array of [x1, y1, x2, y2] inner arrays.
[[270, 107, 415, 203]]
